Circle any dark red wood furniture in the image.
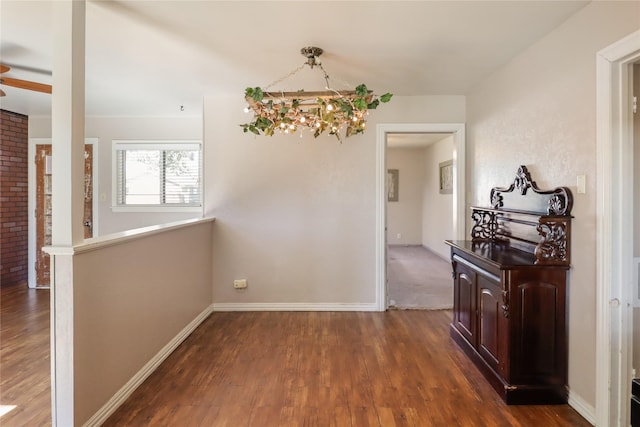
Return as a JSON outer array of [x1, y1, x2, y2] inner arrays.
[[445, 165, 573, 404]]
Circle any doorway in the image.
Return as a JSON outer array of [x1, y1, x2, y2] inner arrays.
[[595, 30, 640, 427], [385, 133, 455, 309], [375, 123, 466, 311], [29, 138, 97, 288]]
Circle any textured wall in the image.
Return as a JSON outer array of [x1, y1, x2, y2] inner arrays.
[[0, 110, 28, 287], [205, 95, 465, 306], [465, 1, 640, 409]]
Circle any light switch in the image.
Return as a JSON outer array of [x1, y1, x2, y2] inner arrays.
[[577, 175, 586, 194]]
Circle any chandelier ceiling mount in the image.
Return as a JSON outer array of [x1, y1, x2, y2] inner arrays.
[[300, 46, 323, 68]]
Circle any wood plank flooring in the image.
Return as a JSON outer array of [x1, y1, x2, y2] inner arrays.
[[0, 284, 51, 427], [0, 284, 591, 426], [105, 311, 591, 427]]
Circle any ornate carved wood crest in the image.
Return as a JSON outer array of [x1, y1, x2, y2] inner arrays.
[[472, 165, 573, 266]]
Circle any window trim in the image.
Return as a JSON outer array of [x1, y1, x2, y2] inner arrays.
[[111, 140, 203, 213]]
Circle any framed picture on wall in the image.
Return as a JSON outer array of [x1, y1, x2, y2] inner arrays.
[[439, 160, 453, 194], [387, 169, 399, 202]]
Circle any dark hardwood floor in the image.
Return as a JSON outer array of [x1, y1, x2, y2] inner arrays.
[[0, 285, 591, 426], [105, 311, 591, 427], [0, 284, 51, 426]]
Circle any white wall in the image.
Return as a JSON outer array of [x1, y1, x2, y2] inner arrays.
[[387, 147, 425, 245], [52, 220, 213, 425], [204, 95, 465, 307], [28, 116, 203, 235], [421, 135, 454, 260], [465, 0, 640, 411]]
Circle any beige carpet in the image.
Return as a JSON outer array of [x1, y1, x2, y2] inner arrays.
[[387, 245, 453, 310]]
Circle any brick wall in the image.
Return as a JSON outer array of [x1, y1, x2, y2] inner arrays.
[[1, 109, 28, 287]]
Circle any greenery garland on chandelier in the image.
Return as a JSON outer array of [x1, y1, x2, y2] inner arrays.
[[240, 47, 392, 141]]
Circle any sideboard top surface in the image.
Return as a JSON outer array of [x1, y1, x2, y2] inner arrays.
[[445, 240, 569, 270]]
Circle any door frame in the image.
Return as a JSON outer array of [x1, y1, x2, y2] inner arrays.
[[375, 123, 466, 311], [595, 29, 640, 427], [28, 137, 99, 288]]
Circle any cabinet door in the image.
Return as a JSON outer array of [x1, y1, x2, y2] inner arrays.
[[508, 269, 567, 385], [453, 261, 476, 345], [477, 274, 508, 377]]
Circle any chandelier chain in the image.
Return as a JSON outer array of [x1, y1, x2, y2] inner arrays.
[[264, 61, 346, 93], [316, 63, 331, 89], [264, 64, 306, 91], [328, 72, 357, 91]]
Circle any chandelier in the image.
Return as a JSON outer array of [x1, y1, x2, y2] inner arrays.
[[240, 47, 392, 141]]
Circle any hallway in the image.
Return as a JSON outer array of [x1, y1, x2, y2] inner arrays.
[[387, 245, 452, 309]]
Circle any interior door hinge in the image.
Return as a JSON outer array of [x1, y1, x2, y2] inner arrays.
[[634, 96, 637, 114]]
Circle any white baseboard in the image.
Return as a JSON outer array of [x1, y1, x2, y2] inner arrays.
[[212, 302, 378, 312], [568, 389, 596, 426], [83, 304, 215, 427]]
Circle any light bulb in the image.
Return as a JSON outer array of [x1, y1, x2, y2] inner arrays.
[[243, 107, 250, 113], [300, 117, 306, 123], [352, 116, 358, 122], [326, 104, 334, 111], [315, 122, 321, 128], [289, 124, 295, 130], [280, 123, 286, 128]]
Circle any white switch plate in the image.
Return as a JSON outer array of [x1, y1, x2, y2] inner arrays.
[[577, 175, 586, 194], [233, 279, 247, 289]]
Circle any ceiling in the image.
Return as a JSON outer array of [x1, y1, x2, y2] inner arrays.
[[0, 1, 590, 117]]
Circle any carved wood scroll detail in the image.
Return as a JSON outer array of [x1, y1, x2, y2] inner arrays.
[[490, 165, 573, 216], [471, 210, 502, 241], [535, 219, 569, 265], [473, 165, 573, 266], [501, 289, 510, 318]]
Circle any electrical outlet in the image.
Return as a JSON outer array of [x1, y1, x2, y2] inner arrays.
[[233, 279, 247, 289]]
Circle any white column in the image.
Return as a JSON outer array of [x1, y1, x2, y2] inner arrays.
[[52, 0, 85, 246], [50, 1, 85, 426]]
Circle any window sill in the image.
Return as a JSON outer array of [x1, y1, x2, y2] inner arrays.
[[111, 205, 203, 213]]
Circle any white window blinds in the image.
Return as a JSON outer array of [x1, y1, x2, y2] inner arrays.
[[114, 141, 202, 207]]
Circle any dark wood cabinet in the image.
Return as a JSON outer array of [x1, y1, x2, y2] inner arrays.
[[446, 166, 572, 405]]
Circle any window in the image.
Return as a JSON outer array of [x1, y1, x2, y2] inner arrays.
[[113, 141, 202, 212]]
